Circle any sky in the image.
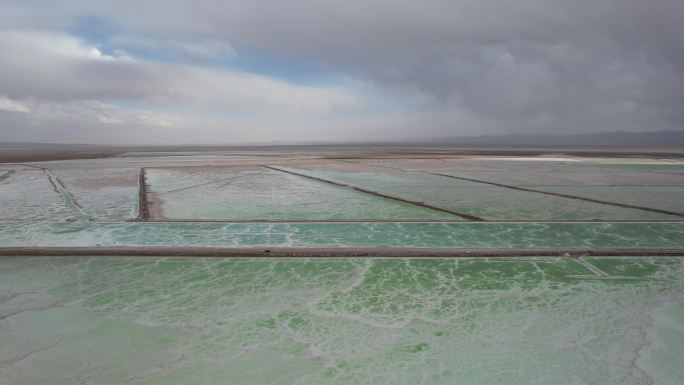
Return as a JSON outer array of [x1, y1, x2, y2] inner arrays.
[[0, 0, 683, 144]]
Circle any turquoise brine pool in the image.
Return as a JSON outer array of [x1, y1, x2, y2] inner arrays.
[[2, 221, 684, 248], [1, 256, 683, 384]]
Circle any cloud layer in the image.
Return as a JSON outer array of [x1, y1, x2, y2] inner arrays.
[[1, 0, 683, 143]]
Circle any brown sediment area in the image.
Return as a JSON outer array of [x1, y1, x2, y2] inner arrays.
[[2, 144, 684, 164], [71, 175, 138, 188], [141, 168, 169, 221], [0, 150, 122, 163], [146, 192, 166, 221], [137, 168, 151, 221]]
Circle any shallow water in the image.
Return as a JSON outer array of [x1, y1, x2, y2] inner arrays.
[[2, 155, 684, 384], [536, 186, 684, 215], [277, 166, 684, 220], [3, 156, 684, 224], [1, 256, 682, 385], [52, 168, 140, 221], [1, 221, 684, 248], [0, 170, 72, 222], [146, 168, 457, 221]]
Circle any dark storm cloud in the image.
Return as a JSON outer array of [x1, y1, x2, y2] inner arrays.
[[0, 0, 683, 142], [200, 0, 684, 132]]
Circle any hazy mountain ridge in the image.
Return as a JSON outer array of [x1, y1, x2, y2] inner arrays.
[[1, 130, 683, 149], [435, 130, 684, 146]]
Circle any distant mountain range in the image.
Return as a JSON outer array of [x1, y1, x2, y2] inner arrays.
[[0, 142, 110, 149], [431, 130, 684, 146], [1, 130, 683, 149]]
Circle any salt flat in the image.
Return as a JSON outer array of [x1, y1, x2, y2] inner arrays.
[[1, 149, 684, 384], [1, 256, 683, 385], [2, 151, 684, 247]]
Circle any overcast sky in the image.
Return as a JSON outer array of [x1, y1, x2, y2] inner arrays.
[[0, 0, 683, 144]]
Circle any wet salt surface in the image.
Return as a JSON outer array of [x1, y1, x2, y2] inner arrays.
[[2, 155, 684, 248], [3, 155, 684, 224], [1, 221, 684, 248], [535, 186, 684, 215], [51, 168, 140, 221], [2, 155, 684, 384], [0, 256, 682, 385], [0, 170, 72, 222], [146, 168, 457, 221], [276, 165, 684, 220]]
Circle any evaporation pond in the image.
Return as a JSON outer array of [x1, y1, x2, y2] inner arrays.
[[145, 168, 458, 220], [1, 256, 683, 385]]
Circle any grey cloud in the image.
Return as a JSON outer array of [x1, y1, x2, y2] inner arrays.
[[0, 32, 358, 113], [0, 32, 162, 102], [0, 0, 683, 141]]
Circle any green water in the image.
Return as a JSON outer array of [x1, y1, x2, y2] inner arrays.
[[3, 156, 684, 383], [536, 186, 684, 215], [277, 167, 683, 220], [146, 168, 457, 221], [2, 222, 684, 248], [1, 257, 683, 384]]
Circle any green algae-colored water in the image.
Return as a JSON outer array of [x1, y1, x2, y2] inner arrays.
[[2, 256, 683, 385], [146, 168, 458, 221], [276, 167, 684, 220], [536, 186, 684, 215], [3, 156, 684, 384], [2, 221, 684, 248]]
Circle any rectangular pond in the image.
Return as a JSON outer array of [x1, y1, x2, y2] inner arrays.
[[145, 168, 459, 221]]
